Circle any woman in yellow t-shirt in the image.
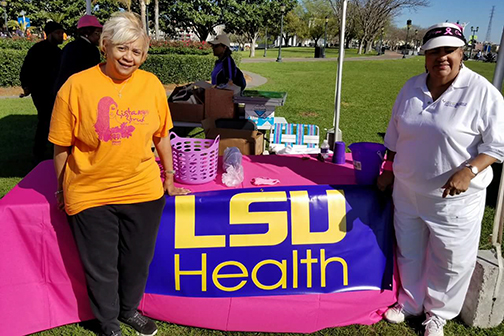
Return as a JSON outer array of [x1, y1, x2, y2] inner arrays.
[[49, 12, 189, 336]]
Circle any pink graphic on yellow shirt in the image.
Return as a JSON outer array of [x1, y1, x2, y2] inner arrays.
[[95, 96, 135, 142]]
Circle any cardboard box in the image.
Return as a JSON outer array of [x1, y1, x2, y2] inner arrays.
[[205, 88, 236, 120], [168, 86, 205, 123], [202, 118, 263, 155]]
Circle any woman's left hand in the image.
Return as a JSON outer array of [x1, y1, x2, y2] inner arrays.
[[164, 180, 191, 196], [441, 168, 473, 198]]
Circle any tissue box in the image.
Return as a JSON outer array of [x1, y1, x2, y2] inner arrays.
[[246, 116, 275, 129], [244, 104, 276, 119], [244, 104, 276, 129]]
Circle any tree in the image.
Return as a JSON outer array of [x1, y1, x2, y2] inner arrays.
[[325, 0, 427, 53], [154, 0, 159, 40], [2, 0, 124, 37], [92, 0, 125, 30], [2, 0, 146, 37], [225, 0, 296, 57], [229, 33, 248, 51], [281, 9, 305, 46], [161, 0, 232, 42], [139, 0, 147, 32], [341, 1, 361, 48], [225, 0, 271, 57], [300, 0, 331, 45], [307, 17, 324, 46], [117, 0, 132, 11], [354, 0, 429, 54], [320, 0, 360, 48]]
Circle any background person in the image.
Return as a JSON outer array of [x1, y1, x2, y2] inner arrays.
[[49, 12, 190, 336], [20, 21, 64, 164], [377, 22, 504, 336], [209, 33, 246, 92], [54, 15, 103, 93]]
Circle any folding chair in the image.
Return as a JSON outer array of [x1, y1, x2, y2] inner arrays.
[[269, 123, 320, 154]]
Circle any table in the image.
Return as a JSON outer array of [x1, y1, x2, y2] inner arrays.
[[0, 154, 397, 336]]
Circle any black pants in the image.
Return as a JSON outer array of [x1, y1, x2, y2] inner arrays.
[[31, 92, 55, 163], [68, 196, 166, 334]]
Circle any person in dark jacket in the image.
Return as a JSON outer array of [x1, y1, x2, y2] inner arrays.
[[20, 21, 64, 164], [54, 15, 102, 93], [208, 34, 246, 92]]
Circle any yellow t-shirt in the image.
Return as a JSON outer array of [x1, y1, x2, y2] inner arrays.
[[49, 64, 173, 215]]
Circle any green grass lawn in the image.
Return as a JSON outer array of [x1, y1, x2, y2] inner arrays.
[[1, 58, 503, 335], [238, 47, 378, 59], [0, 97, 38, 196]]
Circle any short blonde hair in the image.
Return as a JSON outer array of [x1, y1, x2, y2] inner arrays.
[[100, 12, 150, 54]]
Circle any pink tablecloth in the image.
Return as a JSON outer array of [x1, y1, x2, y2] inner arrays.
[[0, 154, 396, 336]]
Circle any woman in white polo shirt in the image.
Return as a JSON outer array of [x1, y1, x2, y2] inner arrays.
[[378, 22, 504, 336]]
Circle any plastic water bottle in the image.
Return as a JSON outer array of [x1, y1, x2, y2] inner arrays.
[[223, 147, 242, 171], [320, 139, 330, 160], [222, 147, 244, 187]]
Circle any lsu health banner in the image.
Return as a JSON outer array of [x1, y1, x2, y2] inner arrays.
[[145, 185, 393, 298]]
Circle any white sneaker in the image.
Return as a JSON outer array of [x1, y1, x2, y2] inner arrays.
[[384, 303, 415, 323], [422, 312, 446, 336]]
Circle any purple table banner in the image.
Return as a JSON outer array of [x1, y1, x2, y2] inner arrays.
[[146, 185, 393, 298]]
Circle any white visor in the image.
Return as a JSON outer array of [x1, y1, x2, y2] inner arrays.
[[421, 23, 466, 51], [421, 36, 465, 51]]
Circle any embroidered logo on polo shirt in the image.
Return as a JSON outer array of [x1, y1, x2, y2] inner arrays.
[[442, 99, 467, 108]]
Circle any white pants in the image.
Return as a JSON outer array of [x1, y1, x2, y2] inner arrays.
[[393, 180, 486, 320]]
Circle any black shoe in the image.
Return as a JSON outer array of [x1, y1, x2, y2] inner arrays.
[[99, 331, 122, 336], [119, 311, 158, 336]]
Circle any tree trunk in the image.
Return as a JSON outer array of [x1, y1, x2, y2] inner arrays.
[[140, 0, 147, 33], [249, 36, 257, 57], [366, 39, 373, 53], [154, 0, 159, 40], [358, 40, 364, 54], [198, 30, 209, 42]]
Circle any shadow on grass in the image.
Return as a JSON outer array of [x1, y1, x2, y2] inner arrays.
[[77, 319, 101, 334], [0, 114, 39, 177], [404, 314, 426, 335]]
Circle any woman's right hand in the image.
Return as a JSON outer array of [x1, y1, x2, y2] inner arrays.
[[377, 170, 394, 192], [56, 193, 65, 211]]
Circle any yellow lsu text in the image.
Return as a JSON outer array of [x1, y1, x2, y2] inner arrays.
[[174, 190, 347, 249]]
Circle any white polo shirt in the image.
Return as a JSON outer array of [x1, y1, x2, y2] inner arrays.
[[384, 66, 504, 197]]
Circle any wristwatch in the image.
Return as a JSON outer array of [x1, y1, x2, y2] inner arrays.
[[465, 163, 479, 176]]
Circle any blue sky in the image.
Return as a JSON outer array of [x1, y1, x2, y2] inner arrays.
[[394, 0, 503, 44]]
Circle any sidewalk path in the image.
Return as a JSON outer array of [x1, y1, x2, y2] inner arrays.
[[241, 50, 404, 63], [243, 70, 268, 88]]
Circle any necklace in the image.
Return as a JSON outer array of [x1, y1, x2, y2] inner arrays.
[[101, 64, 131, 99], [111, 78, 130, 99]]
